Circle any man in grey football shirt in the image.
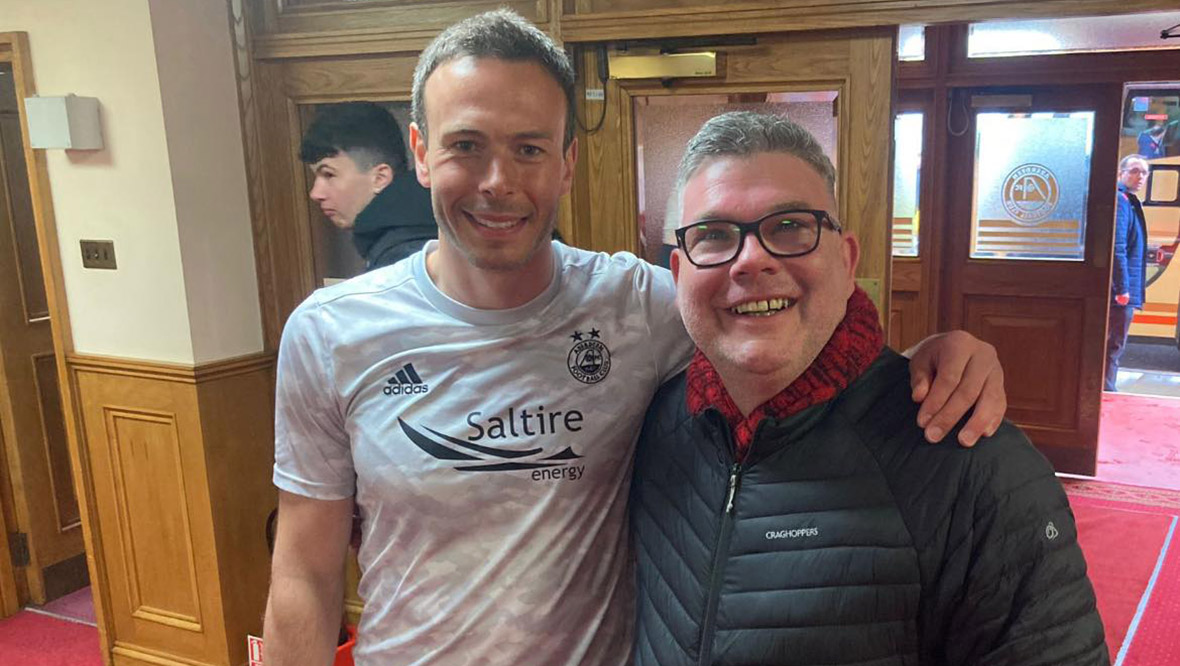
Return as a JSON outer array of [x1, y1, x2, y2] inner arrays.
[[263, 10, 1008, 665]]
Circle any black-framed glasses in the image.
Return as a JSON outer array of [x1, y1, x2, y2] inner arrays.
[[674, 209, 842, 268]]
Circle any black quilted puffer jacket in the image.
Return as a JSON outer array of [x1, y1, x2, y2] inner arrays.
[[630, 349, 1108, 666]]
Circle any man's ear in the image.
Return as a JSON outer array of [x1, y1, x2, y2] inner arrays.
[[670, 248, 682, 286], [371, 163, 394, 192], [409, 122, 430, 188], [559, 137, 579, 196], [842, 233, 861, 290]]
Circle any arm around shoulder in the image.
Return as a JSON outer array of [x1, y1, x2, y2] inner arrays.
[[264, 490, 355, 666]]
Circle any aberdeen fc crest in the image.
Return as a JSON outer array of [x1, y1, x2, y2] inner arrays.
[[567, 329, 610, 384]]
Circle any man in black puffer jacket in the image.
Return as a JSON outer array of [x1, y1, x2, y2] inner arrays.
[[301, 102, 437, 271], [631, 111, 1107, 666]]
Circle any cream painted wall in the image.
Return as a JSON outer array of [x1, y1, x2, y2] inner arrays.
[[2, 0, 194, 362], [1, 0, 263, 364], [148, 0, 262, 363]]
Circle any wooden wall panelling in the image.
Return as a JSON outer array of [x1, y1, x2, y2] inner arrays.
[[557, 0, 1180, 42], [72, 353, 275, 666], [283, 54, 418, 101], [193, 359, 277, 665], [251, 0, 547, 59], [889, 261, 924, 351], [570, 47, 639, 255], [76, 367, 226, 664], [845, 30, 894, 313], [274, 0, 545, 35], [565, 45, 596, 250]]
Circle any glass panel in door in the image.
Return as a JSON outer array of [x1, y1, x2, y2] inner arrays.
[[970, 111, 1095, 261]]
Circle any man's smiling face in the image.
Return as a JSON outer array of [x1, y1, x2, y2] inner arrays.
[[412, 56, 576, 274], [672, 151, 859, 387]]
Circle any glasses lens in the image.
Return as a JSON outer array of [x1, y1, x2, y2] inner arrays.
[[683, 222, 741, 265], [759, 211, 820, 255]]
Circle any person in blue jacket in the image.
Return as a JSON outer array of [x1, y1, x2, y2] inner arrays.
[[1106, 154, 1149, 391]]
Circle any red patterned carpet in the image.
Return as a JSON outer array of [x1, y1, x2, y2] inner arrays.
[[0, 610, 101, 666], [1097, 392, 1180, 491], [1065, 480, 1180, 665]]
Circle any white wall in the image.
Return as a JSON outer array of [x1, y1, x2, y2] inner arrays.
[[0, 0, 263, 364], [149, 0, 263, 363]]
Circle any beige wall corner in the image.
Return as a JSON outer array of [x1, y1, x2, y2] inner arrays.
[[148, 0, 264, 364]]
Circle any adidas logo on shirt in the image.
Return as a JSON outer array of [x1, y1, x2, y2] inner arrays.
[[384, 363, 430, 396]]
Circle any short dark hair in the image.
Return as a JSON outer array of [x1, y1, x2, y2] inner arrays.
[[299, 102, 409, 172], [1119, 153, 1148, 173], [412, 9, 577, 149]]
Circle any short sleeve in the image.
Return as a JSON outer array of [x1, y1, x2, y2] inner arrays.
[[272, 297, 356, 500], [636, 263, 695, 383]]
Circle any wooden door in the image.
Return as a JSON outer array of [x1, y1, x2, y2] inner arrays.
[[571, 27, 897, 314], [889, 90, 937, 352], [0, 61, 86, 606], [942, 85, 1120, 475]]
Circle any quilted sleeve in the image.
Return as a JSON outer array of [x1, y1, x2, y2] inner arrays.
[[942, 424, 1109, 666]]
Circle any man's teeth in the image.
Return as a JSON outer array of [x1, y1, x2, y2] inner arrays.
[[473, 215, 520, 229], [732, 298, 790, 316]]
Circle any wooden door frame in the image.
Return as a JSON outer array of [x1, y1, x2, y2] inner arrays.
[[0, 32, 109, 647], [890, 89, 942, 348], [0, 428, 15, 617], [569, 27, 898, 312]]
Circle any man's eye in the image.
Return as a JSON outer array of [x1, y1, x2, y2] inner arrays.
[[520, 145, 543, 157], [694, 226, 733, 242], [766, 220, 800, 236], [453, 140, 477, 152]]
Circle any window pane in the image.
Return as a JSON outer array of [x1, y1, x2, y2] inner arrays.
[[898, 25, 926, 62], [892, 113, 922, 257], [968, 11, 1180, 58], [971, 112, 1094, 261], [1122, 85, 1180, 159]]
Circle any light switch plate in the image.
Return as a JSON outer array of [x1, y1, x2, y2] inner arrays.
[[80, 239, 116, 269]]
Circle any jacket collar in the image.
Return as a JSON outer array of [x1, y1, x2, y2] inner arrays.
[[686, 286, 884, 461]]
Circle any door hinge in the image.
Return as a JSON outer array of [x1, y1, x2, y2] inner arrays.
[[8, 532, 29, 568]]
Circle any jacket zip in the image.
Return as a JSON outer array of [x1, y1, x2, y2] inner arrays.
[[698, 461, 742, 665]]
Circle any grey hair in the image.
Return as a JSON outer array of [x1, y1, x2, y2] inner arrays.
[[412, 9, 577, 149], [1119, 153, 1148, 172], [671, 111, 836, 227]]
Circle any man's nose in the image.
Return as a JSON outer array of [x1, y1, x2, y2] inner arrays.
[[480, 154, 518, 198], [309, 179, 327, 201], [729, 232, 780, 276]]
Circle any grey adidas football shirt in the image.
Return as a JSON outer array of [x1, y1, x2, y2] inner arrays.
[[274, 241, 693, 665]]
